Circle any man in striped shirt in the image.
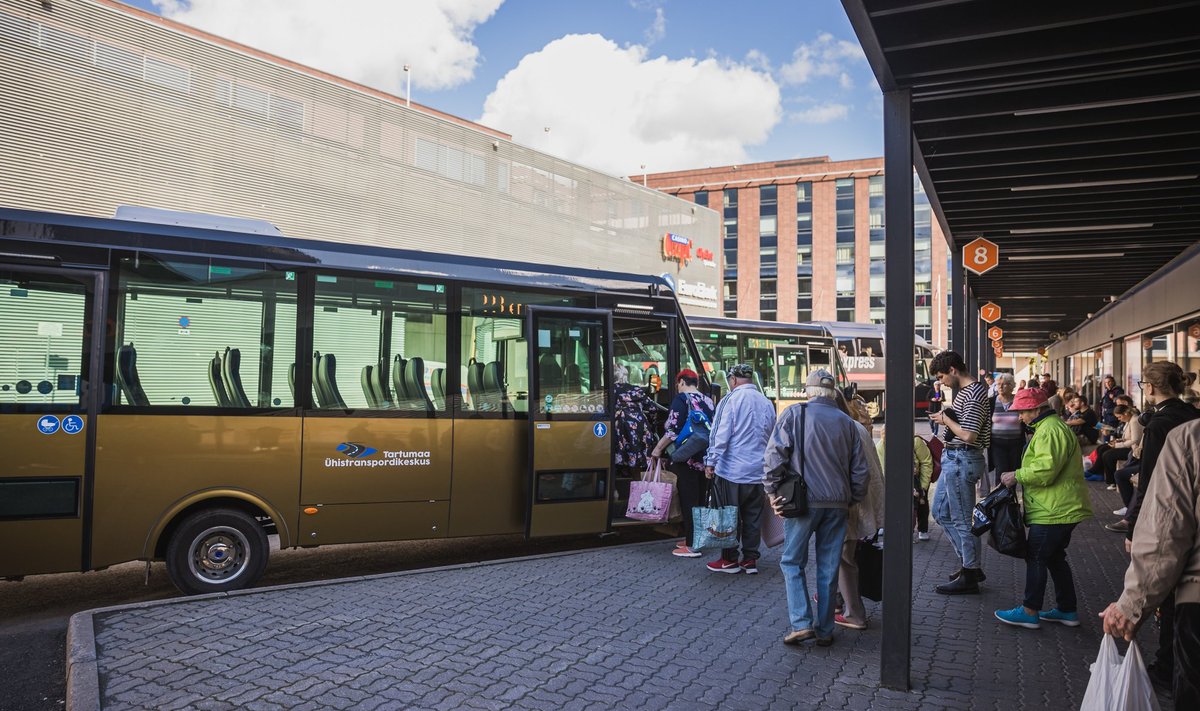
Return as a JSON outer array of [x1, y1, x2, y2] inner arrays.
[[928, 351, 993, 595]]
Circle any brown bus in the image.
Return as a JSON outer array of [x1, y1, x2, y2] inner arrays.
[[0, 206, 709, 594]]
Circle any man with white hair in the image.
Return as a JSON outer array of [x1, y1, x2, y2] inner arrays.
[[763, 369, 870, 647]]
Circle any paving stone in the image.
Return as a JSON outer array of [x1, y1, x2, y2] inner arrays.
[[86, 484, 1177, 710]]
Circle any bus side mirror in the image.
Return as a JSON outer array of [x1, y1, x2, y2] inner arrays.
[[709, 382, 723, 401], [842, 383, 858, 400]]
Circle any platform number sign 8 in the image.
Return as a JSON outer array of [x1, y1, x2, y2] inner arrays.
[[963, 237, 999, 276]]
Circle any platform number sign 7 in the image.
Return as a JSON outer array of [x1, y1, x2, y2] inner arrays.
[[980, 303, 1002, 324], [963, 237, 999, 276]]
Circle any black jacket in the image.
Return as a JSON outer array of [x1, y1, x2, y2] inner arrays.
[[1126, 398, 1200, 539]]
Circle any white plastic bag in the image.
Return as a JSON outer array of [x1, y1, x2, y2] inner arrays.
[[1080, 635, 1160, 711]]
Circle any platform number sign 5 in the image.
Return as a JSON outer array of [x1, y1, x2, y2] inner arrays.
[[980, 302, 1002, 324], [963, 237, 999, 276]]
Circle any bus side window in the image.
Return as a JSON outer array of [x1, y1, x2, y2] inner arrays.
[[458, 288, 586, 417], [115, 255, 296, 409], [312, 275, 447, 413]]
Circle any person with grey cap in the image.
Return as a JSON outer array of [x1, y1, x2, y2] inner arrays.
[[764, 368, 870, 646], [703, 363, 776, 574]]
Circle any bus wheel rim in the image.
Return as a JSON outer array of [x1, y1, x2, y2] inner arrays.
[[188, 525, 250, 585]]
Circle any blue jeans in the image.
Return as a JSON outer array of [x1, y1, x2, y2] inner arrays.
[[780, 507, 848, 638], [932, 448, 985, 569], [1024, 523, 1078, 612]]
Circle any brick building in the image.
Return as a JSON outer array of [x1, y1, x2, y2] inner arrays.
[[636, 156, 950, 346]]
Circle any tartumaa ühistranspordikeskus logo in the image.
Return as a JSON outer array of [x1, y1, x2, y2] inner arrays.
[[336, 442, 377, 458]]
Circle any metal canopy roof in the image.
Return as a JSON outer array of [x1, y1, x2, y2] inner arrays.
[[844, 0, 1200, 352]]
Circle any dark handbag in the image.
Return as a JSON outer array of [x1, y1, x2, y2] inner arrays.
[[774, 405, 809, 518], [670, 399, 712, 463], [971, 484, 1014, 536], [987, 494, 1027, 558], [855, 533, 883, 602]]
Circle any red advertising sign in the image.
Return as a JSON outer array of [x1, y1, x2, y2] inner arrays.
[[662, 232, 693, 265]]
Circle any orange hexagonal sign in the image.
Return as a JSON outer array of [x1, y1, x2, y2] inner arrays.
[[987, 326, 1003, 341], [980, 302, 1002, 324], [964, 237, 1000, 275], [992, 340, 1004, 352]]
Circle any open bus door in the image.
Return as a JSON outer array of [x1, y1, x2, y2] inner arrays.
[[772, 344, 811, 415], [524, 307, 613, 537], [0, 264, 105, 578]]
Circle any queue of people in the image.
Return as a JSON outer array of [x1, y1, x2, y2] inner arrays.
[[623, 355, 1200, 703]]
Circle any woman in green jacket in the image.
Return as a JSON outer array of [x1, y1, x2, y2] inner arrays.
[[995, 387, 1093, 629]]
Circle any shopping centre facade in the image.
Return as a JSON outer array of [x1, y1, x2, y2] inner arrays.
[[0, 0, 720, 314]]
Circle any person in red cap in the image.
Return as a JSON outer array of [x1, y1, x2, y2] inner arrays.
[[650, 368, 715, 557], [993, 387, 1093, 630]]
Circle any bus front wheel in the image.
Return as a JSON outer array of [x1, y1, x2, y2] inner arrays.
[[165, 508, 268, 595]]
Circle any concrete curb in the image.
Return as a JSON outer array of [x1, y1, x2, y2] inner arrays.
[[64, 536, 670, 710]]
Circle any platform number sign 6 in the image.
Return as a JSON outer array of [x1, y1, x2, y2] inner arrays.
[[963, 237, 999, 276]]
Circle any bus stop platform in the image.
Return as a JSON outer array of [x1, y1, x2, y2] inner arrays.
[[67, 486, 1174, 711]]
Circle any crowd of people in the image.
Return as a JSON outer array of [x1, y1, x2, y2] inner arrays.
[[617, 353, 1200, 706]]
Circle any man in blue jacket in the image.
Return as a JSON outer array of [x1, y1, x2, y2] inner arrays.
[[764, 369, 869, 647], [704, 363, 777, 575]]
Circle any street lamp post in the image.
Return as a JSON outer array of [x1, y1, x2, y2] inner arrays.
[[403, 64, 411, 108]]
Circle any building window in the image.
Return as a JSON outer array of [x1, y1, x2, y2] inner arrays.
[[836, 264, 855, 296], [869, 308, 885, 324], [723, 280, 737, 318], [836, 177, 855, 244], [797, 278, 813, 322], [836, 246, 854, 264], [837, 308, 856, 322], [694, 190, 708, 208]]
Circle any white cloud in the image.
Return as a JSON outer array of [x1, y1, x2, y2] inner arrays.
[[790, 103, 850, 124], [153, 0, 503, 93], [780, 32, 865, 86], [480, 34, 781, 176], [644, 7, 666, 44]]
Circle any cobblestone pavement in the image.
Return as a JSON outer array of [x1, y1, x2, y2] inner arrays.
[[84, 483, 1175, 710]]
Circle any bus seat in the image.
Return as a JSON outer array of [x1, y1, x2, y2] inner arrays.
[[753, 370, 763, 390], [563, 362, 582, 391], [392, 355, 409, 399], [222, 347, 252, 408], [312, 352, 327, 408], [116, 344, 150, 406], [467, 360, 484, 397], [539, 353, 563, 391], [208, 351, 233, 407], [431, 367, 446, 407], [374, 357, 392, 405], [288, 362, 296, 399], [318, 353, 347, 409], [484, 361, 504, 398], [405, 356, 435, 412], [361, 365, 381, 408], [714, 369, 728, 390], [628, 364, 643, 385]]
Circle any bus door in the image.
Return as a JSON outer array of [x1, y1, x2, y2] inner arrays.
[[0, 265, 104, 577], [525, 307, 613, 537], [772, 345, 811, 415]]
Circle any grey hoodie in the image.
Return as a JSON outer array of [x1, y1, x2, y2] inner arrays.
[[762, 397, 869, 508]]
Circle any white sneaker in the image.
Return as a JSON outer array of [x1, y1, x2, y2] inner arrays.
[[1113, 507, 1127, 516], [917, 532, 930, 541], [1106, 485, 1118, 491], [672, 545, 702, 558]]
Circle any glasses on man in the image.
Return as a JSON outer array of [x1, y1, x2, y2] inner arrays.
[[1136, 380, 1146, 390]]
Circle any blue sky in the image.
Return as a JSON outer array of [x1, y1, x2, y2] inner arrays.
[[124, 1, 882, 175]]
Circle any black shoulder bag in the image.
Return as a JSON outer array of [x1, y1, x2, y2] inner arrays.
[[774, 405, 808, 518]]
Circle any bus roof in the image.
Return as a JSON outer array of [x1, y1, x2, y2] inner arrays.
[[0, 206, 677, 299], [687, 315, 830, 339]]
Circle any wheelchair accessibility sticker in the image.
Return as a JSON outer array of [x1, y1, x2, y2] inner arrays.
[[63, 415, 85, 434], [593, 422, 608, 438], [37, 415, 60, 434]]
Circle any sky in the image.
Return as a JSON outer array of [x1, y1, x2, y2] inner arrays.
[[128, 1, 883, 177]]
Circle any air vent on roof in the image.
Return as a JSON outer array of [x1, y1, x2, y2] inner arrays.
[[114, 206, 283, 236]]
